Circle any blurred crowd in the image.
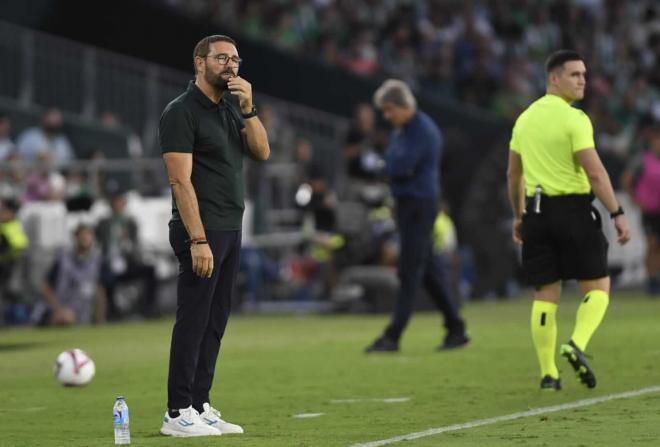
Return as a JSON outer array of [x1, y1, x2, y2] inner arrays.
[[0, 108, 148, 206], [0, 189, 158, 327], [0, 108, 162, 326], [167, 0, 660, 179]]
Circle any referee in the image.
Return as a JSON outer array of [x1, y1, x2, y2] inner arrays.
[[507, 50, 631, 390]]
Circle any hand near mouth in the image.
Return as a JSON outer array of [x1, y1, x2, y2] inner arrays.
[[227, 76, 253, 113]]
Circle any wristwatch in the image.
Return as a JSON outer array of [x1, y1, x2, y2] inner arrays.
[[610, 206, 624, 219], [241, 104, 258, 119]]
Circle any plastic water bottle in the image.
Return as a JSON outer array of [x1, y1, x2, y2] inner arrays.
[[113, 396, 131, 445]]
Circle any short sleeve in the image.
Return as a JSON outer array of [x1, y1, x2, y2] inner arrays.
[[227, 100, 245, 131], [235, 110, 245, 131], [159, 104, 195, 153], [509, 121, 520, 153], [569, 110, 595, 153]]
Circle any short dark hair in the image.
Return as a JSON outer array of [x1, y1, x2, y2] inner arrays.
[[193, 35, 237, 73], [545, 50, 584, 73]]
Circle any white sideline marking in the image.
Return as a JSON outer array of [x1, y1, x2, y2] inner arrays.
[[381, 398, 409, 404], [350, 385, 660, 447], [331, 397, 410, 404], [293, 413, 324, 418], [0, 406, 47, 413]]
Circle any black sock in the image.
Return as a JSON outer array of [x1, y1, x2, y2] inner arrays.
[[168, 409, 180, 418], [193, 404, 204, 414]]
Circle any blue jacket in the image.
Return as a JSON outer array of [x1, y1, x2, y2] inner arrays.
[[384, 111, 442, 199]]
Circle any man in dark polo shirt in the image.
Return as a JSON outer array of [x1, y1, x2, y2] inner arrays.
[[159, 34, 269, 438]]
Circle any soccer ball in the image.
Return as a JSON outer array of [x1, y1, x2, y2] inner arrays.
[[54, 349, 95, 386]]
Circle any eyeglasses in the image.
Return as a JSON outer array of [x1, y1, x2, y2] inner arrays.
[[205, 54, 242, 66]]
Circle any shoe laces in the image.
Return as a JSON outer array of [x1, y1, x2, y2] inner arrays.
[[179, 406, 202, 423], [204, 403, 224, 420]]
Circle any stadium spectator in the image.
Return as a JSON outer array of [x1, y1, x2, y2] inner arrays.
[[33, 224, 109, 326], [22, 153, 67, 202], [96, 186, 158, 319], [290, 137, 348, 301], [63, 168, 95, 211], [342, 29, 379, 77], [432, 203, 461, 302], [99, 111, 144, 158], [0, 198, 28, 279], [365, 79, 468, 353], [0, 113, 15, 161], [0, 153, 25, 201], [295, 140, 337, 235], [622, 124, 660, 295], [343, 103, 386, 182], [15, 108, 75, 166], [361, 185, 397, 267], [0, 198, 29, 324]]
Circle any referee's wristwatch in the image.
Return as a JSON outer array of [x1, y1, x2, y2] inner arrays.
[[241, 104, 258, 119], [610, 206, 624, 219]]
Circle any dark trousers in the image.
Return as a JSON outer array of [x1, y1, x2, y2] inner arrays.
[[384, 197, 465, 342], [167, 225, 241, 410]]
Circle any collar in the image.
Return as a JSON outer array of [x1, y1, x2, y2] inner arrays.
[[187, 81, 223, 109], [401, 111, 420, 131], [543, 93, 572, 106]]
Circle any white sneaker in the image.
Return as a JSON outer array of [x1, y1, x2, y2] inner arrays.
[[160, 406, 221, 437], [200, 403, 244, 434]]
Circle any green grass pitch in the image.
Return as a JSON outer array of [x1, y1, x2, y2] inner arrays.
[[1, 293, 659, 446]]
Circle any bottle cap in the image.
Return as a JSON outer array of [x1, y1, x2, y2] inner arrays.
[[116, 395, 124, 400]]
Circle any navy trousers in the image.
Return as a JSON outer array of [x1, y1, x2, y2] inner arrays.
[[384, 197, 465, 342], [167, 225, 241, 410]]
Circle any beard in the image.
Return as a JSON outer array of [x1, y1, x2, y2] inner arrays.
[[205, 69, 234, 90]]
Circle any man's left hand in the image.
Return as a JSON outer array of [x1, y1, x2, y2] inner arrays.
[[228, 76, 253, 113]]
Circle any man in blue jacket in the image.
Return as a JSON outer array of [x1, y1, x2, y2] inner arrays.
[[366, 80, 468, 352]]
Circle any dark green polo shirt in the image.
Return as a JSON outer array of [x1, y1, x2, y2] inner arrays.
[[159, 81, 246, 230]]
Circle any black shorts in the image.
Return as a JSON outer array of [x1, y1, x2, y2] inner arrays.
[[642, 213, 660, 239], [521, 195, 609, 287]]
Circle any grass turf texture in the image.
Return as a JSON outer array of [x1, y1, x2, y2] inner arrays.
[[1, 293, 659, 446]]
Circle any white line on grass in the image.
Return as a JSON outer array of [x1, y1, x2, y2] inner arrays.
[[0, 406, 47, 413], [331, 397, 410, 404], [293, 413, 324, 418], [350, 385, 660, 447]]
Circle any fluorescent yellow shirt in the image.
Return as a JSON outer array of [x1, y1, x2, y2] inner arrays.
[[510, 94, 594, 196]]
